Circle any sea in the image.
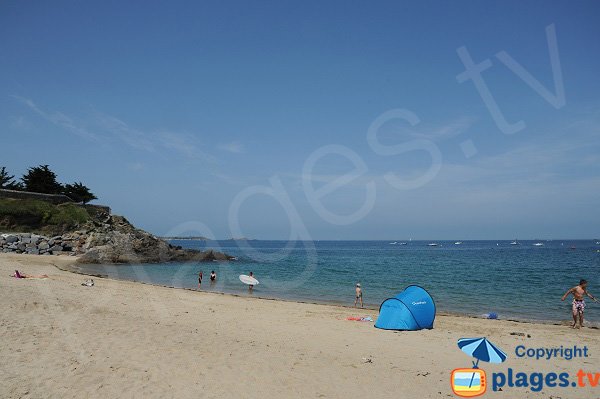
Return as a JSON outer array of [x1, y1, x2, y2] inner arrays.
[[77, 239, 600, 325]]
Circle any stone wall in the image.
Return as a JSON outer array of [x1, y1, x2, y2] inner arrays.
[[0, 188, 74, 204], [0, 232, 87, 256]]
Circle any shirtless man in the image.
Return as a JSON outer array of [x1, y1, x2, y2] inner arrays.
[[354, 283, 363, 308], [561, 279, 597, 328]]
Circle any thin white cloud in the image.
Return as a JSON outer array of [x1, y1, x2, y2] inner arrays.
[[13, 95, 101, 141], [128, 162, 145, 171], [379, 115, 475, 141], [210, 171, 248, 186], [424, 116, 475, 139], [218, 141, 245, 154], [14, 95, 216, 163], [10, 115, 31, 130], [94, 112, 156, 152], [157, 131, 216, 163]]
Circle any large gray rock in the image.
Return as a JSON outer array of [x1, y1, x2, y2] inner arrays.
[[21, 237, 31, 244], [17, 243, 26, 251], [5, 235, 18, 243], [38, 242, 50, 250], [27, 248, 40, 255], [21, 233, 31, 238], [49, 245, 63, 253]]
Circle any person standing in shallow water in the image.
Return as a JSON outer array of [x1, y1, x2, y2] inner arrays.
[[562, 279, 597, 328], [354, 283, 363, 308], [210, 271, 216, 284], [198, 271, 203, 288], [248, 271, 255, 292]]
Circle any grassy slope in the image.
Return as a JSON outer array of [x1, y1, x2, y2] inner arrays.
[[0, 198, 91, 235]]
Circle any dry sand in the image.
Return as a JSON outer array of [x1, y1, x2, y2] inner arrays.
[[1, 253, 598, 398]]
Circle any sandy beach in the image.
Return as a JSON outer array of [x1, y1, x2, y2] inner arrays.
[[1, 253, 599, 399]]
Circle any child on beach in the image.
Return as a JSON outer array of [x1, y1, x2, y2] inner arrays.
[[561, 279, 598, 328], [354, 283, 363, 308]]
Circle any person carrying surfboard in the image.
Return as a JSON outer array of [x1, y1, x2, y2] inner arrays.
[[248, 272, 255, 292], [239, 274, 259, 291]]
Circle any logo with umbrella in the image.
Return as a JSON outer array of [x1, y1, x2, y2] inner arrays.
[[451, 337, 508, 397]]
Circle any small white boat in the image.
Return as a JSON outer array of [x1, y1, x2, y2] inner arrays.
[[399, 242, 408, 246], [510, 240, 519, 245], [454, 241, 463, 245], [533, 242, 544, 247], [596, 241, 600, 245], [428, 243, 439, 247], [389, 241, 398, 245]]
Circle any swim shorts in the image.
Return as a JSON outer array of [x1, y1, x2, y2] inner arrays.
[[572, 299, 585, 314]]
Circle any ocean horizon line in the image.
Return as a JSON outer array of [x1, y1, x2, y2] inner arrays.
[[162, 237, 600, 242]]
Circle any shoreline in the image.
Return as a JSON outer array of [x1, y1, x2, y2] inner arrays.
[[61, 258, 593, 328], [2, 252, 599, 399]]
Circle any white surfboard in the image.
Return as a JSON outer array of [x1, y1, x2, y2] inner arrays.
[[239, 274, 259, 285]]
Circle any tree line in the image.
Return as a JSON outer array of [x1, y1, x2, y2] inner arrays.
[[0, 165, 97, 204]]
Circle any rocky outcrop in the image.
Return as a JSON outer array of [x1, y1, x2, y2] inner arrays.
[[77, 215, 234, 264], [1, 215, 234, 264]]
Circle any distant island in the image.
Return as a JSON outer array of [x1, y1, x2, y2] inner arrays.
[[159, 237, 259, 241], [161, 236, 210, 241]]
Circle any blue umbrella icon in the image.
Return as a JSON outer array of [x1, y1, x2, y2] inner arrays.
[[457, 337, 507, 388]]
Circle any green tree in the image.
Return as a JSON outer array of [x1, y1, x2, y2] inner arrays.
[[0, 166, 23, 190], [21, 165, 64, 194], [63, 182, 97, 204]]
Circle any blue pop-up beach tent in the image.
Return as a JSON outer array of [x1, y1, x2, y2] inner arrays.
[[375, 285, 436, 331]]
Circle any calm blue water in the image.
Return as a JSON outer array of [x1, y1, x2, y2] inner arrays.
[[77, 240, 600, 324]]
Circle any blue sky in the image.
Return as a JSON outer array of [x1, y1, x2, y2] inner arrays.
[[1, 1, 599, 239]]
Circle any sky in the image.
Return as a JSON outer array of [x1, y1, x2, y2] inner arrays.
[[1, 1, 599, 240]]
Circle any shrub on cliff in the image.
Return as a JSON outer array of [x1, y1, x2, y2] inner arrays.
[[0, 167, 23, 190], [63, 182, 98, 204], [21, 165, 64, 194], [0, 198, 91, 235]]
